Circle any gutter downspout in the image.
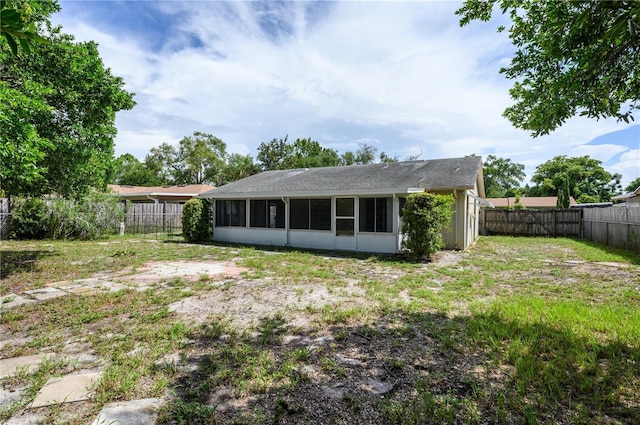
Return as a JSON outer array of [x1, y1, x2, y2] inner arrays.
[[453, 189, 459, 250], [146, 195, 159, 204], [281, 195, 289, 246], [394, 193, 400, 253]]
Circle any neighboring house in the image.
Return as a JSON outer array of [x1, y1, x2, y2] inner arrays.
[[200, 157, 488, 254], [612, 186, 640, 207], [108, 184, 215, 204], [487, 196, 577, 209]]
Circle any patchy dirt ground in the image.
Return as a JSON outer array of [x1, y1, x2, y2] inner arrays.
[[168, 277, 369, 329], [2, 241, 639, 425]]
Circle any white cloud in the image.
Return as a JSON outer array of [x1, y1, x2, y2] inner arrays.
[[52, 0, 638, 185], [571, 144, 628, 163], [610, 149, 640, 183]]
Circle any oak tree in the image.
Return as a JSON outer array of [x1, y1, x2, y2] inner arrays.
[[144, 132, 228, 185], [625, 177, 640, 193], [483, 154, 525, 198], [257, 136, 340, 170], [112, 154, 161, 186], [457, 1, 640, 136], [529, 155, 621, 206], [1, 1, 135, 198]]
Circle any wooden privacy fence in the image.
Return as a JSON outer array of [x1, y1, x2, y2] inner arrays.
[[480, 208, 582, 237], [123, 203, 183, 235], [582, 207, 640, 252]]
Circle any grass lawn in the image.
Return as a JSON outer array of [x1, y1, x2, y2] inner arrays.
[[1, 235, 639, 424]]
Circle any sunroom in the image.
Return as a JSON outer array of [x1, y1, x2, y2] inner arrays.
[[200, 157, 487, 253]]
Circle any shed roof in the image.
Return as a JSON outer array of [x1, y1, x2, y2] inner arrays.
[[487, 196, 577, 208], [612, 186, 640, 201], [201, 157, 483, 198]]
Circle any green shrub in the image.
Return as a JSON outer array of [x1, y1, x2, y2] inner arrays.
[[48, 191, 124, 240], [401, 192, 454, 261], [182, 198, 211, 242], [10, 198, 49, 239]]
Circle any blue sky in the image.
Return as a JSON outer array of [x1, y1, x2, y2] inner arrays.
[[52, 0, 639, 188]]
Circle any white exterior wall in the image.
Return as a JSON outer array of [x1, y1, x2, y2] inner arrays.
[[214, 228, 399, 253], [439, 188, 481, 250], [626, 197, 640, 207], [214, 227, 287, 246], [288, 230, 336, 251], [355, 233, 398, 253]]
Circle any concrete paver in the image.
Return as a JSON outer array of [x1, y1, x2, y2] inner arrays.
[[90, 398, 160, 425], [47, 278, 126, 293], [0, 354, 47, 378], [0, 385, 26, 410], [595, 261, 630, 268], [31, 371, 101, 407], [2, 410, 47, 425], [0, 294, 35, 311], [23, 287, 66, 301]]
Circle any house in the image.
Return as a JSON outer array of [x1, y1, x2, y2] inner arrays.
[[487, 196, 577, 209], [199, 157, 488, 254], [612, 186, 640, 207], [108, 184, 215, 204]]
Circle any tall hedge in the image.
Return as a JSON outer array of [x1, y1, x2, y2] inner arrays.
[[182, 198, 211, 242], [10, 192, 124, 240], [401, 192, 454, 261]]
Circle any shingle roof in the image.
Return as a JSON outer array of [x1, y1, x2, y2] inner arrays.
[[201, 157, 482, 198], [108, 184, 215, 196]]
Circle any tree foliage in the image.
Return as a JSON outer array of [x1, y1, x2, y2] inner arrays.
[[256, 135, 293, 171], [0, 0, 47, 54], [112, 154, 161, 186], [0, 81, 53, 196], [625, 177, 640, 193], [144, 132, 227, 186], [379, 152, 399, 163], [1, 3, 135, 198], [143, 143, 176, 185], [341, 143, 377, 165], [220, 153, 259, 185], [529, 155, 621, 206], [457, 0, 640, 136], [483, 154, 525, 198], [401, 192, 454, 261], [256, 135, 340, 170]]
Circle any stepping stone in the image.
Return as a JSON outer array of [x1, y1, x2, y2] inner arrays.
[[363, 379, 394, 395], [595, 262, 629, 268], [2, 410, 46, 425], [90, 398, 160, 425], [0, 385, 26, 411], [65, 286, 98, 295], [0, 294, 35, 311], [23, 287, 67, 301], [322, 383, 346, 398], [31, 371, 101, 407], [0, 354, 47, 378]]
